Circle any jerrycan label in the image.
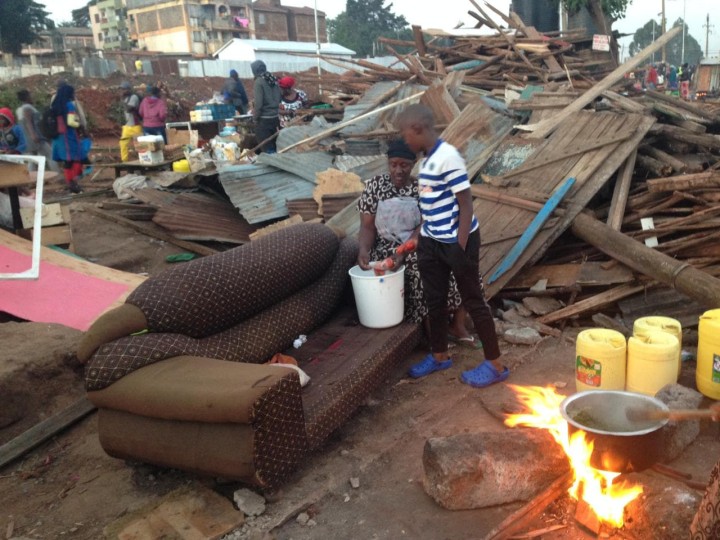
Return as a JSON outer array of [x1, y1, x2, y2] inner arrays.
[[576, 355, 601, 387], [713, 354, 720, 383]]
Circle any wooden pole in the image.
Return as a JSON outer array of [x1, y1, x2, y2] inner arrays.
[[522, 26, 681, 139], [571, 211, 720, 308]]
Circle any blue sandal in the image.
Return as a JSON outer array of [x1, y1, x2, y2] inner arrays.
[[408, 353, 452, 379], [460, 360, 509, 388]]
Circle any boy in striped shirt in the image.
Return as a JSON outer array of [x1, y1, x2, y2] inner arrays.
[[396, 104, 509, 387]]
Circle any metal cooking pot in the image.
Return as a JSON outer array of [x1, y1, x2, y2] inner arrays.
[[560, 390, 669, 473]]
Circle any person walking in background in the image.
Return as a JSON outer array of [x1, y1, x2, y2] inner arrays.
[[0, 108, 26, 154], [15, 90, 59, 171], [278, 76, 309, 128], [50, 84, 86, 194], [645, 64, 658, 90], [134, 58, 144, 75], [250, 60, 281, 154], [223, 69, 249, 115], [138, 86, 167, 143], [396, 104, 509, 386], [118, 81, 143, 162]]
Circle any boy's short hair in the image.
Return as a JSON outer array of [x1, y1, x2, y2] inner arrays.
[[396, 104, 434, 130], [16, 89, 30, 102]]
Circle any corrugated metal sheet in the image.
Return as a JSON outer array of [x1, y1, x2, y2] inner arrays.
[[256, 151, 335, 184], [335, 154, 387, 180], [152, 192, 255, 244], [219, 164, 315, 224], [276, 116, 335, 151], [339, 82, 426, 137]]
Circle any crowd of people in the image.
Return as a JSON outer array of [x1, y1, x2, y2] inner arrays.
[[634, 61, 696, 99]]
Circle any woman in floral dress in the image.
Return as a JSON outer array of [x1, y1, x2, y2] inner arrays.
[[357, 139, 477, 345]]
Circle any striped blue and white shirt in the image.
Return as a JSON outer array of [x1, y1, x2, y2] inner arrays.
[[418, 139, 478, 242]]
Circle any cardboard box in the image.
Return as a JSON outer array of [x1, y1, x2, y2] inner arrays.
[[138, 150, 165, 165], [167, 127, 199, 148]]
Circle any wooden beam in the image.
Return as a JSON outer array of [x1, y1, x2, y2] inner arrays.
[[647, 171, 720, 192], [571, 211, 720, 308], [80, 205, 218, 257], [520, 26, 681, 139], [412, 25, 427, 56], [537, 283, 646, 325], [0, 397, 96, 469], [606, 150, 637, 230], [646, 89, 720, 122]]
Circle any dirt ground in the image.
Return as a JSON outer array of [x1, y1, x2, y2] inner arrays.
[[1, 196, 719, 539]]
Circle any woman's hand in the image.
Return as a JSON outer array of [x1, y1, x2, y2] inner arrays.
[[357, 250, 371, 270]]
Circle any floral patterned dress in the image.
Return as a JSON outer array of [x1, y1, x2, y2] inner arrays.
[[357, 174, 462, 323]]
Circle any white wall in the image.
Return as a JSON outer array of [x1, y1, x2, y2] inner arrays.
[[0, 65, 66, 82], [140, 30, 189, 54]]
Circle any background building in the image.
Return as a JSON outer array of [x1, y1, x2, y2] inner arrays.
[[89, 0, 131, 51]]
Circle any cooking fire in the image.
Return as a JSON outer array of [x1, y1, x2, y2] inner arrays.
[[505, 385, 643, 529]]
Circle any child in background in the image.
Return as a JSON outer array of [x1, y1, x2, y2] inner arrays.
[[0, 108, 27, 154], [395, 104, 509, 387]]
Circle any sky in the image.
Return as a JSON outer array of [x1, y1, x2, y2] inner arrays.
[[40, 0, 720, 59]]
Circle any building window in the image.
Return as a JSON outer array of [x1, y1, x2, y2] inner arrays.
[[189, 17, 200, 27], [94, 14, 100, 23], [258, 13, 266, 25], [98, 33, 103, 41], [193, 31, 204, 42]]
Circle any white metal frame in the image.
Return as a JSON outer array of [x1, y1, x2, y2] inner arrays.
[[0, 154, 45, 280]]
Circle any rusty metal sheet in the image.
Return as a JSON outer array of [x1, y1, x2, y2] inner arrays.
[[152, 192, 255, 244]]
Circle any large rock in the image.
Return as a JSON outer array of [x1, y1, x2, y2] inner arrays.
[[422, 429, 569, 510], [622, 471, 702, 540], [656, 384, 704, 462]]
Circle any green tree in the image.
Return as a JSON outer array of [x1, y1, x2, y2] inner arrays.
[[629, 18, 703, 65], [71, 0, 98, 28], [0, 0, 54, 54], [328, 0, 410, 58]]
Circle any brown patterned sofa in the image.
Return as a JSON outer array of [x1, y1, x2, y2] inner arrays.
[[78, 223, 421, 488]]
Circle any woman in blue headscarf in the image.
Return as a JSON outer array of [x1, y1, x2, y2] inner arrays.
[[51, 83, 87, 193]]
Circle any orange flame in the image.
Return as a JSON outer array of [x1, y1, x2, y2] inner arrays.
[[505, 384, 642, 528]]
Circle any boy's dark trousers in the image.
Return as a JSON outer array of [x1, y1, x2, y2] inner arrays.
[[417, 229, 501, 360]]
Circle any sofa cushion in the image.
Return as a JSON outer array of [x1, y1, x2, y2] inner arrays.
[[126, 223, 339, 337]]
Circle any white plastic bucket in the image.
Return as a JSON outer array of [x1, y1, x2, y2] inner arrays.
[[348, 265, 405, 328]]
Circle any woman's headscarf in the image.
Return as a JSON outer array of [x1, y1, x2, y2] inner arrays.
[[251, 60, 277, 87], [51, 84, 76, 118], [0, 107, 15, 126], [387, 139, 416, 161]]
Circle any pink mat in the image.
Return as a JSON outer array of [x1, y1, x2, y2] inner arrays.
[[0, 245, 130, 330]]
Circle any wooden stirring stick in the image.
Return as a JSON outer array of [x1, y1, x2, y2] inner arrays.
[[626, 405, 720, 422]]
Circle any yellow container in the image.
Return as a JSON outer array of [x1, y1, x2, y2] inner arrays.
[[575, 329, 627, 392], [172, 159, 191, 173], [626, 331, 679, 396], [633, 316, 682, 376], [697, 309, 720, 400]]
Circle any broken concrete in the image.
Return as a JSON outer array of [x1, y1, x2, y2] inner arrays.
[[422, 429, 569, 510], [623, 472, 702, 540]]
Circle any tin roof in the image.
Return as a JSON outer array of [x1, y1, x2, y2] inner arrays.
[[218, 163, 315, 224]]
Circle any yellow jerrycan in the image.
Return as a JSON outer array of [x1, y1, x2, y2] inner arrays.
[[626, 331, 679, 396], [633, 316, 682, 377], [575, 329, 627, 392], [697, 309, 720, 400]]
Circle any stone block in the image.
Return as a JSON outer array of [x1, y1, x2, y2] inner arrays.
[[656, 384, 704, 462], [622, 471, 702, 540], [422, 429, 569, 510]]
